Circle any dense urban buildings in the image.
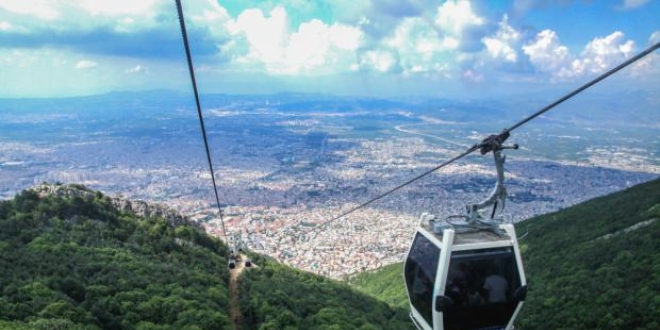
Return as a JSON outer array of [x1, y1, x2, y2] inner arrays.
[[2, 132, 656, 279], [2, 93, 659, 278]]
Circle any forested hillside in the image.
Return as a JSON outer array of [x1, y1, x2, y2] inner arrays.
[[3, 179, 658, 329], [517, 177, 660, 330], [237, 254, 412, 330], [0, 184, 233, 329], [349, 263, 408, 309], [353, 178, 660, 330], [0, 184, 410, 329]]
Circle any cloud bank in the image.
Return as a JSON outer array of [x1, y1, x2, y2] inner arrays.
[[0, 0, 658, 97]]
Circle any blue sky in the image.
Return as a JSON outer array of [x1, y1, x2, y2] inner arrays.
[[0, 0, 659, 98]]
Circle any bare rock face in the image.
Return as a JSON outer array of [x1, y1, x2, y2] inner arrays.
[[110, 198, 190, 227], [113, 198, 133, 213], [31, 182, 96, 201], [29, 182, 197, 228], [130, 200, 149, 217]]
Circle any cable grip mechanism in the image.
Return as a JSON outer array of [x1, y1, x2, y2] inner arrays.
[[467, 131, 519, 225]]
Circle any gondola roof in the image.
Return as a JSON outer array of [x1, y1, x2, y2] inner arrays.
[[420, 218, 513, 245]]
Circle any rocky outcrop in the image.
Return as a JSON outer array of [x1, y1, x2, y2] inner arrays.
[[110, 197, 192, 228], [31, 182, 96, 201], [29, 182, 197, 228]]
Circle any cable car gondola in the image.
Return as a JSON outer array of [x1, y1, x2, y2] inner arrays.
[[404, 135, 527, 330]]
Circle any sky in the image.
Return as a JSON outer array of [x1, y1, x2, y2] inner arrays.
[[0, 0, 659, 98]]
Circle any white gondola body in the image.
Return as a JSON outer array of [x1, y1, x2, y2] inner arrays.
[[404, 215, 527, 330]]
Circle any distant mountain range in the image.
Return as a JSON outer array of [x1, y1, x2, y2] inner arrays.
[[3, 88, 657, 123]]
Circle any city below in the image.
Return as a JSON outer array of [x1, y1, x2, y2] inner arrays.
[[1, 91, 658, 279]]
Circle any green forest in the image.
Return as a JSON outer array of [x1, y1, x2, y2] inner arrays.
[[237, 254, 411, 330], [0, 184, 409, 329], [0, 185, 233, 329], [353, 178, 660, 330], [2, 179, 660, 329]]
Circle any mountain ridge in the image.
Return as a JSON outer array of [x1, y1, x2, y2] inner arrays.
[[28, 182, 195, 229]]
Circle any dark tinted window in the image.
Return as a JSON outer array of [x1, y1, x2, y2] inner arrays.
[[443, 247, 522, 330], [404, 233, 440, 326]]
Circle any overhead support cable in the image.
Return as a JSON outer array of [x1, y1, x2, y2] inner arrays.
[[317, 41, 660, 228], [175, 0, 229, 244], [503, 41, 660, 135]]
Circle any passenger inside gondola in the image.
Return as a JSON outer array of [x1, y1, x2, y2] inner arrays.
[[483, 264, 509, 303], [446, 262, 467, 306], [442, 248, 523, 330]]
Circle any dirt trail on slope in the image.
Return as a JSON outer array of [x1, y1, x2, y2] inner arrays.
[[229, 254, 250, 330]]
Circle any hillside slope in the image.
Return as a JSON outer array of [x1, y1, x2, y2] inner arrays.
[[352, 178, 660, 330], [0, 183, 410, 329], [517, 177, 660, 330], [0, 184, 233, 329], [348, 263, 408, 309], [237, 254, 412, 330]]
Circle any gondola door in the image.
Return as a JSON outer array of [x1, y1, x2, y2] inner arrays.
[[436, 225, 527, 330], [404, 229, 454, 330], [404, 230, 441, 329]]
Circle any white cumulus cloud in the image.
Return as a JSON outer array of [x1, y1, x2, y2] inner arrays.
[[0, 20, 11, 31], [434, 0, 484, 36], [381, 17, 441, 73], [358, 50, 398, 73], [0, 0, 167, 33], [433, 0, 487, 53], [284, 19, 363, 73], [629, 31, 660, 77], [228, 7, 288, 68], [482, 15, 520, 63], [522, 29, 572, 77], [75, 60, 97, 69], [77, 0, 158, 16], [571, 31, 635, 76], [226, 6, 363, 75], [0, 0, 59, 20], [619, 0, 650, 10], [366, 1, 487, 76], [286, 20, 329, 69], [523, 30, 638, 80]]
